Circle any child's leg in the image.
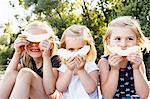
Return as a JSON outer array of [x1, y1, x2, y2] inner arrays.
[[9, 68, 51, 99], [0, 70, 18, 99]]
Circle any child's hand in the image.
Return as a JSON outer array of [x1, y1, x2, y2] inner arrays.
[[75, 55, 86, 70], [66, 57, 76, 71], [127, 53, 143, 69], [39, 40, 52, 57], [14, 34, 29, 55], [108, 54, 124, 70]]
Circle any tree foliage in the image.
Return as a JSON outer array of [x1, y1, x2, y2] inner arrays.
[[0, 22, 15, 68]]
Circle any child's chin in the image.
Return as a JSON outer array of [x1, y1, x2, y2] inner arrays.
[[30, 54, 42, 58]]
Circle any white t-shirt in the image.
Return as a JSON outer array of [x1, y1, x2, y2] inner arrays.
[[58, 61, 100, 99]]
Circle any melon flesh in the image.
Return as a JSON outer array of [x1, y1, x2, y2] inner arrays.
[[22, 32, 52, 42], [107, 46, 140, 56], [57, 45, 90, 59]]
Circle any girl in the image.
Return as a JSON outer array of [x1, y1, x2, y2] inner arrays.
[[56, 24, 100, 99], [98, 16, 150, 99], [0, 21, 61, 99]]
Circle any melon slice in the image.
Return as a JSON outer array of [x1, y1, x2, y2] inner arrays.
[[22, 32, 52, 42], [57, 45, 90, 59], [107, 45, 140, 56]]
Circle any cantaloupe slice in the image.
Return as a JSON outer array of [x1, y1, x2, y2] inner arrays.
[[107, 45, 140, 56], [57, 45, 90, 59]]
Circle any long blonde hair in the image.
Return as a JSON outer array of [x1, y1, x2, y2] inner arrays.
[[60, 24, 97, 62], [103, 16, 150, 55], [20, 21, 57, 68]]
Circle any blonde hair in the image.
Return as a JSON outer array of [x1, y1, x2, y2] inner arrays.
[[60, 24, 97, 62], [103, 16, 150, 55], [21, 21, 57, 68]]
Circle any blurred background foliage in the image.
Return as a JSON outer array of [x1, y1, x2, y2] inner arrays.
[[0, 0, 150, 78]]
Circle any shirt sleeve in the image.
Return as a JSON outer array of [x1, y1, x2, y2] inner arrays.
[[85, 61, 99, 73], [51, 55, 61, 68]]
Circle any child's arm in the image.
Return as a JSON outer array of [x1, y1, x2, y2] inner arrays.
[[98, 58, 119, 99], [56, 57, 75, 92], [75, 56, 98, 94], [56, 69, 73, 92], [133, 64, 149, 98], [0, 34, 27, 98], [5, 52, 21, 73], [5, 34, 28, 73], [128, 53, 149, 98], [78, 69, 98, 94], [40, 40, 58, 95], [42, 56, 58, 95], [98, 54, 123, 99]]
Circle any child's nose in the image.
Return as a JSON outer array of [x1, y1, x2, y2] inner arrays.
[[120, 40, 127, 48], [74, 49, 78, 52]]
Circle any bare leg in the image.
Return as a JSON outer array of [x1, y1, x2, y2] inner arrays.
[[0, 70, 18, 99], [9, 68, 51, 99]]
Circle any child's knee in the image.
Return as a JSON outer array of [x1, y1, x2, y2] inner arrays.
[[17, 68, 33, 80]]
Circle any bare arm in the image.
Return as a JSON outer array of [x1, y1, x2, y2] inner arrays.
[[42, 56, 58, 95], [5, 52, 21, 73], [5, 34, 28, 73], [133, 63, 149, 98], [127, 53, 149, 98], [77, 69, 98, 94], [56, 57, 76, 92], [56, 69, 73, 92], [40, 40, 58, 95], [74, 56, 98, 94], [98, 57, 120, 99], [0, 34, 27, 98]]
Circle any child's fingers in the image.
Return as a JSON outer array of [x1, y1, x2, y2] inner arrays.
[[14, 39, 29, 47], [81, 55, 86, 62], [77, 55, 86, 61], [67, 60, 76, 70], [67, 57, 75, 63], [108, 56, 123, 69], [128, 53, 141, 59], [127, 54, 142, 61], [18, 34, 27, 38], [109, 57, 122, 65], [109, 53, 120, 59], [109, 54, 122, 62], [68, 61, 76, 66], [39, 40, 51, 51], [127, 55, 143, 65]]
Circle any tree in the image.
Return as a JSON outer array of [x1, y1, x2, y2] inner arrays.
[[0, 22, 15, 70]]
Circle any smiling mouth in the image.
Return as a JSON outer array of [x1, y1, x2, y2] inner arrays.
[[30, 49, 40, 52]]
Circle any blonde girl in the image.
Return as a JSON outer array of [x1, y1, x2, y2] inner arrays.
[[56, 24, 100, 99], [98, 16, 150, 99], [0, 21, 61, 99]]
